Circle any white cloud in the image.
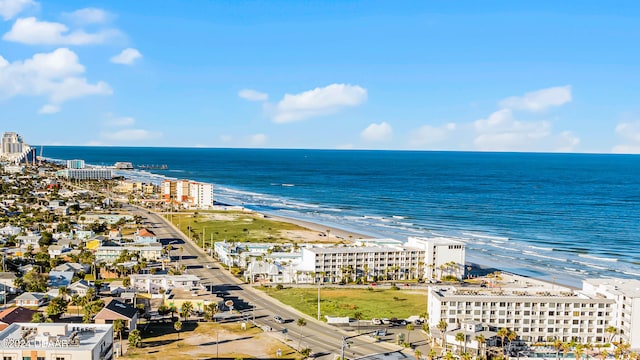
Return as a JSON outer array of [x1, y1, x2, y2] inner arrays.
[[64, 8, 111, 25], [273, 83, 367, 123], [473, 109, 551, 151], [361, 121, 392, 142], [248, 133, 267, 146], [238, 89, 268, 102], [0, 48, 112, 109], [105, 116, 135, 127], [612, 121, 640, 154], [499, 85, 572, 112], [101, 129, 162, 142], [410, 123, 457, 146], [110, 48, 142, 65], [3, 17, 119, 45], [0, 0, 36, 21], [555, 131, 580, 153], [38, 104, 59, 114]]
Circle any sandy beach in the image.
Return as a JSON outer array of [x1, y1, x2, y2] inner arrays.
[[264, 213, 371, 243]]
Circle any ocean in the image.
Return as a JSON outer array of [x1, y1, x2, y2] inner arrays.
[[42, 147, 640, 286]]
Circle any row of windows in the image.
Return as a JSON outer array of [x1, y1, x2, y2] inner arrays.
[[446, 301, 611, 308]]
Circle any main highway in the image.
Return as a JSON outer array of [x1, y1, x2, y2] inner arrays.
[[123, 204, 410, 360]]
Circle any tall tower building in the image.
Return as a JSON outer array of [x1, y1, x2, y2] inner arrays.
[[1, 132, 24, 154]]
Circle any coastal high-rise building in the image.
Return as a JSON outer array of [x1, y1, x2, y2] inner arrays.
[[66, 159, 85, 169], [162, 179, 214, 209], [1, 132, 24, 155], [56, 168, 112, 180]]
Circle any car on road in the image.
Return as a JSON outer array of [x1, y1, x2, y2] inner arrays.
[[375, 328, 387, 337], [381, 318, 390, 325], [206, 264, 211, 269], [273, 315, 285, 324]]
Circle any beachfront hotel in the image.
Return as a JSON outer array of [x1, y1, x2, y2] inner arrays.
[[0, 323, 114, 360], [298, 237, 465, 283], [55, 168, 113, 181], [427, 274, 640, 350]]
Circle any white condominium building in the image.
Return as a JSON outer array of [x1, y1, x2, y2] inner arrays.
[[428, 276, 640, 349], [0, 323, 113, 360], [298, 244, 425, 283], [582, 278, 640, 349], [130, 274, 202, 294], [56, 168, 112, 180], [189, 181, 214, 208], [407, 236, 466, 280]]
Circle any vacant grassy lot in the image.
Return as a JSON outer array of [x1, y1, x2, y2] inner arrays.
[[124, 321, 298, 359], [260, 286, 427, 319], [166, 211, 308, 246]]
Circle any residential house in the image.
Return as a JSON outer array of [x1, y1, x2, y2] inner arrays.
[[15, 292, 48, 307], [0, 272, 18, 294], [15, 235, 41, 249], [68, 280, 93, 297], [47, 244, 70, 258], [93, 298, 138, 330], [0, 225, 21, 236], [133, 228, 157, 243]]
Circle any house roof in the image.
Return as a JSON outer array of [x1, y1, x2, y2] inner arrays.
[[0, 272, 16, 281], [94, 298, 137, 320], [15, 292, 47, 301], [136, 228, 156, 237], [0, 306, 38, 329], [48, 271, 74, 288]]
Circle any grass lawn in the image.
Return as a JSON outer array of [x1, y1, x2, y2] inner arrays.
[[124, 321, 298, 359], [166, 211, 308, 246], [260, 286, 427, 320]]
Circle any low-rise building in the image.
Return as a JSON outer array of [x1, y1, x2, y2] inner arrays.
[[0, 323, 113, 360], [95, 243, 163, 264], [94, 298, 138, 331], [130, 274, 202, 294], [14, 292, 48, 307]]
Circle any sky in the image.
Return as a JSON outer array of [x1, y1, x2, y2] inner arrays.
[[1, 0, 640, 153]]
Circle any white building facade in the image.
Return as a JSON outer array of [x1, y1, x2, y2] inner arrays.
[[427, 278, 640, 349], [0, 323, 113, 360], [406, 236, 466, 280]]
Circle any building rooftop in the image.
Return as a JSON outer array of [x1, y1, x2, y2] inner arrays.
[[305, 245, 422, 254], [583, 278, 640, 298], [0, 323, 112, 351]]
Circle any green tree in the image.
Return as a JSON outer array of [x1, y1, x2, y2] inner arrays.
[[297, 318, 307, 350], [180, 301, 194, 321], [113, 319, 125, 356], [475, 334, 486, 359], [174, 320, 183, 340], [128, 329, 141, 348], [31, 312, 46, 323], [22, 270, 47, 292], [437, 320, 448, 353], [497, 328, 509, 357], [300, 347, 312, 359], [455, 332, 466, 356], [354, 311, 363, 334], [203, 303, 218, 322], [46, 297, 68, 320]]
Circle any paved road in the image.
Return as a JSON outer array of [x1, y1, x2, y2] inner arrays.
[[124, 204, 410, 360]]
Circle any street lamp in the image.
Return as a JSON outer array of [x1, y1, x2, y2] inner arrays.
[[317, 273, 321, 320]]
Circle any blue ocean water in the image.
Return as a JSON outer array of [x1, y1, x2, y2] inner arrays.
[[43, 147, 640, 285]]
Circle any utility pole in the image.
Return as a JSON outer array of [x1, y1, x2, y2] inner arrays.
[[317, 273, 321, 320]]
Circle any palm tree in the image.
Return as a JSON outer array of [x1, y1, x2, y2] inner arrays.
[[606, 326, 618, 345], [437, 320, 448, 352], [300, 347, 312, 359], [507, 330, 517, 354], [113, 319, 125, 356], [475, 334, 486, 359], [561, 342, 571, 359], [428, 349, 437, 360], [174, 320, 182, 340], [58, 286, 68, 300], [553, 339, 564, 360], [455, 332, 466, 356], [574, 344, 585, 360], [354, 311, 363, 334], [297, 318, 307, 350], [180, 301, 194, 321], [497, 328, 509, 357]]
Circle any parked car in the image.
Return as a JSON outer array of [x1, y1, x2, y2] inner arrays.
[[375, 328, 387, 337], [372, 318, 382, 325], [273, 315, 285, 324], [381, 318, 390, 325]]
